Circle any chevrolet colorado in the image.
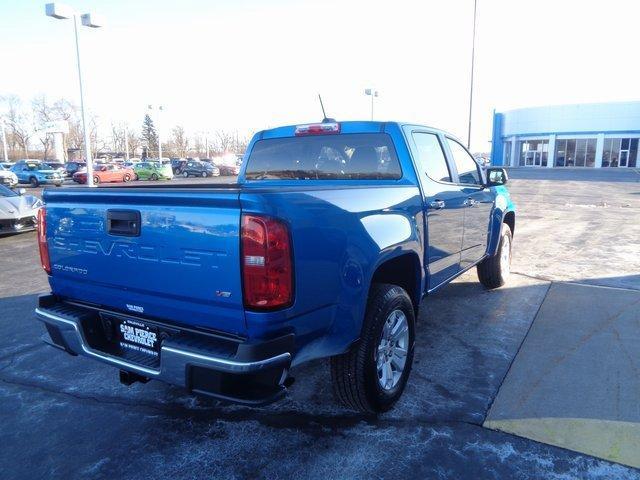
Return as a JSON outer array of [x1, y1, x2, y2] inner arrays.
[[35, 120, 515, 413]]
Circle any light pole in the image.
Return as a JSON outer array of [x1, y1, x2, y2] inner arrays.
[[364, 88, 379, 120], [0, 119, 8, 163], [147, 105, 164, 160], [124, 124, 129, 160], [467, 0, 478, 149], [46, 3, 103, 187]]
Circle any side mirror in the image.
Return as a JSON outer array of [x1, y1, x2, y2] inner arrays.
[[18, 188, 26, 196], [485, 167, 508, 187]]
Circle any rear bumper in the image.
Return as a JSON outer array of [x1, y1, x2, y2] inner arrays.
[[36, 295, 293, 405]]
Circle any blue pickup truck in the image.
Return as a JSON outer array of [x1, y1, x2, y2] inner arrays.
[[35, 120, 515, 413]]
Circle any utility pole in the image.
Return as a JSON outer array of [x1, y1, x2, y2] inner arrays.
[[467, 0, 478, 149]]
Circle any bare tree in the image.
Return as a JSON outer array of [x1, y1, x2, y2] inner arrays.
[[2, 95, 33, 159], [32, 95, 54, 159], [126, 126, 140, 158], [110, 122, 126, 154], [170, 125, 189, 157]]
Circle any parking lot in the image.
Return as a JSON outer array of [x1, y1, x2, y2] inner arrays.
[[1, 168, 639, 479]]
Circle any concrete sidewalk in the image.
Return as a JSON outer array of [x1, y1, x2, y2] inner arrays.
[[485, 282, 640, 467]]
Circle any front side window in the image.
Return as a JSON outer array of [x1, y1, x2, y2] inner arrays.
[[446, 138, 481, 185], [412, 132, 451, 183], [245, 133, 401, 180]]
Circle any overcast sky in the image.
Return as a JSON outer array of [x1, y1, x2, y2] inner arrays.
[[2, 0, 640, 151]]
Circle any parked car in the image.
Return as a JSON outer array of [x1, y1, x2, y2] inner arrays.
[[217, 163, 240, 176], [73, 164, 135, 184], [181, 160, 220, 177], [0, 184, 42, 234], [133, 161, 174, 180], [170, 158, 188, 174], [44, 161, 66, 175], [1, 162, 14, 170], [0, 164, 18, 188], [34, 120, 514, 413], [65, 161, 86, 178], [11, 160, 63, 187]]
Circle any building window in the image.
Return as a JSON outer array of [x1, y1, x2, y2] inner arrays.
[[554, 138, 596, 167], [518, 140, 548, 167], [603, 138, 638, 167], [503, 141, 512, 166]]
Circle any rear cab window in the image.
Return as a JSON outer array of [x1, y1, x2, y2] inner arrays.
[[411, 132, 452, 184], [245, 133, 401, 180]]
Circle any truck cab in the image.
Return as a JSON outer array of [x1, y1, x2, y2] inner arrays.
[[35, 120, 514, 413]]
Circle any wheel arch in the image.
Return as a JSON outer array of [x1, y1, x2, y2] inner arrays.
[[503, 210, 515, 235], [369, 251, 423, 315]]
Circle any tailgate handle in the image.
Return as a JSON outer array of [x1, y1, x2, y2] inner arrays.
[[107, 210, 141, 237]]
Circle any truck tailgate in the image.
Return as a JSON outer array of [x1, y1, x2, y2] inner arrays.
[[43, 187, 246, 336]]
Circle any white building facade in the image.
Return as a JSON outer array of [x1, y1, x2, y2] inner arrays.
[[491, 101, 640, 168]]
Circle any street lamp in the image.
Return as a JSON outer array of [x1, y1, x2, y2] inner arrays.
[[147, 105, 164, 160], [467, 0, 478, 149], [45, 3, 103, 187], [364, 88, 378, 121]]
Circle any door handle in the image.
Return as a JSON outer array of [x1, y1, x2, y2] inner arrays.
[[465, 198, 478, 207], [107, 209, 141, 237], [429, 200, 446, 210]]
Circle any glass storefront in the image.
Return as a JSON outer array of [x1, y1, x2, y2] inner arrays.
[[554, 138, 596, 167], [602, 138, 638, 167], [503, 141, 512, 166], [518, 140, 548, 167]]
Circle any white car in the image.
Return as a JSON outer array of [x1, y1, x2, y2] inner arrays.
[[0, 185, 42, 234], [0, 164, 18, 188]]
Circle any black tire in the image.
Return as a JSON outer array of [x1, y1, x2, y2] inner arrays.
[[93, 175, 100, 185], [123, 173, 131, 182], [29, 177, 39, 187], [183, 171, 189, 177], [150, 173, 159, 181], [201, 171, 207, 177], [330, 283, 415, 413], [477, 224, 512, 289]]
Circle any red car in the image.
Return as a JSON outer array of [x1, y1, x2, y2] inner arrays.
[[73, 164, 135, 184]]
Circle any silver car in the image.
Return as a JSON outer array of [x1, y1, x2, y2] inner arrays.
[[0, 185, 42, 234], [0, 164, 18, 188]]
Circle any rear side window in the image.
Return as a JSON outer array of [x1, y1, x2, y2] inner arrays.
[[245, 133, 401, 180], [446, 138, 481, 185], [412, 132, 451, 183]]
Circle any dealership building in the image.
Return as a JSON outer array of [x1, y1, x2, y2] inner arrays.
[[491, 101, 640, 168]]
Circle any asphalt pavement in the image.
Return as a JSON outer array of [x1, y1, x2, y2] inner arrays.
[[1, 169, 639, 479]]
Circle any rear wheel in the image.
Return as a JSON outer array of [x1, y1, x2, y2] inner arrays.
[[123, 173, 131, 182], [29, 177, 39, 187], [182, 171, 189, 177], [330, 283, 415, 413], [93, 175, 100, 185], [477, 224, 512, 289], [201, 171, 207, 177], [150, 173, 158, 181]]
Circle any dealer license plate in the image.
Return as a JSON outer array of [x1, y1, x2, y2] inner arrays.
[[116, 318, 160, 358]]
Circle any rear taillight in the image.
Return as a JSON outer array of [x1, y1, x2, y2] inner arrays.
[[241, 214, 293, 309], [36, 208, 51, 274]]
